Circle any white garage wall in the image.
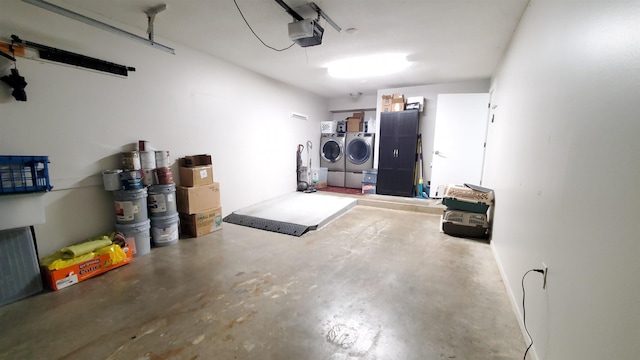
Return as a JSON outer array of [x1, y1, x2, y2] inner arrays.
[[484, 1, 640, 359], [0, 2, 328, 257]]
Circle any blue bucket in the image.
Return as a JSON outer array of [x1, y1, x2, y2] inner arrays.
[[120, 170, 142, 190]]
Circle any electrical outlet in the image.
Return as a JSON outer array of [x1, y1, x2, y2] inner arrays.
[[542, 263, 548, 290]]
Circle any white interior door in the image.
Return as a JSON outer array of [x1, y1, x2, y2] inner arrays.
[[430, 93, 490, 197]]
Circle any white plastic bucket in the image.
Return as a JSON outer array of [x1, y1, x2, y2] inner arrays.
[[102, 169, 122, 191], [139, 151, 156, 170], [155, 151, 170, 168], [113, 188, 148, 224], [150, 213, 179, 247], [148, 184, 177, 216], [116, 219, 151, 257]]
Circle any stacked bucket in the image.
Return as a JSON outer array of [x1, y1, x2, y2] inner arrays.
[[102, 144, 179, 257], [141, 149, 179, 248], [441, 184, 494, 239], [109, 151, 151, 257]]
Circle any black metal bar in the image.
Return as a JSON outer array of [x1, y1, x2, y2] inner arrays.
[[11, 35, 135, 76], [0, 50, 16, 62], [273, 0, 304, 21]]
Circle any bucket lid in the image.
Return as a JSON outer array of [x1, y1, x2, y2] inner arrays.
[[115, 219, 151, 230], [148, 184, 176, 193], [113, 187, 147, 199], [150, 213, 180, 223]]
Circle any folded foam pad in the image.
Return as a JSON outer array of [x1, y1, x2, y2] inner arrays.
[[60, 238, 113, 258]]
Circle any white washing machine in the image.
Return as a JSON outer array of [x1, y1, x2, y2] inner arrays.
[[320, 133, 346, 187], [345, 132, 375, 189]]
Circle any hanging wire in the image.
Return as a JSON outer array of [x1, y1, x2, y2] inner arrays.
[[233, 0, 295, 52], [522, 268, 545, 359]]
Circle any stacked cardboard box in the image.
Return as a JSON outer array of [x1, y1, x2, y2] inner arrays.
[[441, 184, 494, 239], [176, 154, 223, 237], [381, 94, 406, 112], [391, 94, 405, 111], [381, 95, 393, 112]]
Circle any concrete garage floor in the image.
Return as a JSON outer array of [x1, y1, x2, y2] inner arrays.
[[0, 205, 524, 360]]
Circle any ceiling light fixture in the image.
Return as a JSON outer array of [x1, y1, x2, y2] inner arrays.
[[344, 28, 358, 35], [327, 54, 410, 79]]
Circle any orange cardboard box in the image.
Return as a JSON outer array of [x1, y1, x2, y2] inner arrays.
[[42, 246, 133, 291]]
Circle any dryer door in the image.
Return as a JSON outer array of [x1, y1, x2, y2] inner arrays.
[[322, 140, 343, 163], [347, 138, 371, 165]]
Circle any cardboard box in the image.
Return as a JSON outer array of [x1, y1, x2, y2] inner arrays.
[[313, 181, 327, 189], [176, 182, 221, 214], [381, 95, 393, 112], [352, 111, 365, 120], [179, 165, 214, 187], [180, 207, 223, 237], [346, 117, 363, 132], [42, 246, 133, 291], [391, 93, 405, 111], [179, 154, 212, 167]]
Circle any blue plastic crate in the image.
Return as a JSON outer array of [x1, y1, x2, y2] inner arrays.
[[0, 156, 53, 194]]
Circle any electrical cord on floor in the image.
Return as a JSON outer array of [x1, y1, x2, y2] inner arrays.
[[522, 268, 545, 360], [233, 0, 296, 52]]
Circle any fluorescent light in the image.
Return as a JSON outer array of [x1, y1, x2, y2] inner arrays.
[[327, 54, 409, 79], [291, 112, 308, 120]]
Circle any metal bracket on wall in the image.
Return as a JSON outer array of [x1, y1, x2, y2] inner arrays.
[[21, 0, 175, 54]]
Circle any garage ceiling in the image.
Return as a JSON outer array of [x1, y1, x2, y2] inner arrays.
[[35, 0, 530, 98]]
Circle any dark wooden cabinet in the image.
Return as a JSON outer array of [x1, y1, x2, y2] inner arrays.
[[376, 110, 420, 197]]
